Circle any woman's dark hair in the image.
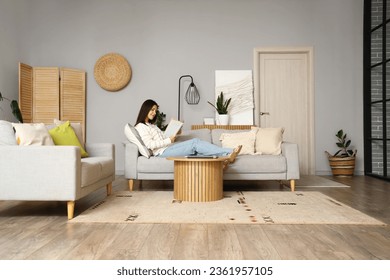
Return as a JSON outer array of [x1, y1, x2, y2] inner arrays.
[[135, 99, 159, 125]]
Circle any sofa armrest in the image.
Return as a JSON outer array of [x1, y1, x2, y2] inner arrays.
[[281, 142, 300, 180], [0, 146, 81, 200], [124, 141, 139, 179], [85, 143, 115, 159]]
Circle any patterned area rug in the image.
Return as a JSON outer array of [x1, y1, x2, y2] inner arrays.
[[70, 191, 384, 225]]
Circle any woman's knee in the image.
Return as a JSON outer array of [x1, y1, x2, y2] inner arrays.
[[190, 138, 200, 145]]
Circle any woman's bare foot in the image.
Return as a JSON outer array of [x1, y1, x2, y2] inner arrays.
[[228, 145, 242, 163], [223, 145, 242, 170], [223, 159, 230, 170]]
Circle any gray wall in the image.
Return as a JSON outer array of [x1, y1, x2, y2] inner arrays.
[[0, 0, 26, 120], [0, 0, 364, 175]]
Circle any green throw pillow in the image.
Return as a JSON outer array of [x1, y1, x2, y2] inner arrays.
[[49, 121, 88, 157]]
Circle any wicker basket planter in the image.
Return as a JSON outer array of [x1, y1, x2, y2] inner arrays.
[[325, 151, 356, 177]]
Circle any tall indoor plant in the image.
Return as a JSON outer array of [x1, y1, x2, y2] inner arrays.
[[207, 91, 231, 125], [325, 129, 357, 176], [0, 91, 23, 123]]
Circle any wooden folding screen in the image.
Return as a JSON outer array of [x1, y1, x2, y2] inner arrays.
[[18, 63, 33, 123], [18, 63, 86, 141], [33, 67, 60, 124], [60, 68, 86, 142]]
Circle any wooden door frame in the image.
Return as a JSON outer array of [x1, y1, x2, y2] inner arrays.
[[253, 47, 315, 174]]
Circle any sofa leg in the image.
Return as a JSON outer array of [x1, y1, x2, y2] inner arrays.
[[128, 179, 134, 191], [290, 179, 295, 192], [106, 182, 112, 196], [67, 201, 75, 220]]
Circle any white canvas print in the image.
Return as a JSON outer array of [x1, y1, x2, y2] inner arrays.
[[215, 70, 254, 125]]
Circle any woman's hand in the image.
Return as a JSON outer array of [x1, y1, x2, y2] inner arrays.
[[170, 135, 177, 143]]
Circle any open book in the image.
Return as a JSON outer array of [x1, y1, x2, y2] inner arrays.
[[164, 119, 184, 138]]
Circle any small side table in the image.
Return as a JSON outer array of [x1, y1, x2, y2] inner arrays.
[[167, 156, 228, 202]]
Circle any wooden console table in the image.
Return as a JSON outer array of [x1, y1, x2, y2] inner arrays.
[[167, 156, 229, 202], [191, 124, 253, 130]]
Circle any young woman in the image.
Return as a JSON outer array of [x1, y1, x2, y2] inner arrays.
[[135, 99, 241, 163]]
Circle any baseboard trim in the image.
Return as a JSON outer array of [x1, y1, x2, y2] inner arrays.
[[315, 171, 364, 176], [115, 170, 125, 176]]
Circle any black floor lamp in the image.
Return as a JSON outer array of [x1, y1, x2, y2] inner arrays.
[[178, 75, 200, 120]]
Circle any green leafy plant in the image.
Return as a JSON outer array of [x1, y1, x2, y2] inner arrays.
[[207, 92, 231, 114], [0, 91, 23, 123], [156, 110, 167, 131], [333, 129, 356, 157]]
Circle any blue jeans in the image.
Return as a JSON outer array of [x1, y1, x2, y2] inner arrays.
[[159, 138, 233, 157]]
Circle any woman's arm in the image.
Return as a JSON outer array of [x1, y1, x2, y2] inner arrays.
[[136, 123, 171, 151]]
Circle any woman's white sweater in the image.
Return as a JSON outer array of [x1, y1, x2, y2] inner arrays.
[[135, 122, 171, 156]]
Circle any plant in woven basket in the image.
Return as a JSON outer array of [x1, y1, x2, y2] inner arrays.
[[207, 92, 231, 114], [332, 129, 357, 157], [325, 129, 357, 177], [0, 91, 23, 123]]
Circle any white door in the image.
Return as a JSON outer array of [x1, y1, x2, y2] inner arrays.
[[253, 47, 315, 175]]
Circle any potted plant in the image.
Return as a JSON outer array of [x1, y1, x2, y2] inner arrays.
[[325, 129, 357, 176], [0, 91, 23, 123], [207, 91, 231, 125], [156, 110, 167, 131]]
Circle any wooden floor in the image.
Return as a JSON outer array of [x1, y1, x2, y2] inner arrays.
[[0, 175, 389, 260]]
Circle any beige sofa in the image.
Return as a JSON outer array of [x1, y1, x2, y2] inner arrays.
[[124, 127, 300, 191], [0, 120, 115, 219]]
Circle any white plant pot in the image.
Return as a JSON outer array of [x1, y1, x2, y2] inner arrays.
[[216, 114, 229, 125], [203, 117, 215, 125]]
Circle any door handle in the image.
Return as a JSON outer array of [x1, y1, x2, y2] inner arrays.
[[260, 112, 270, 116]]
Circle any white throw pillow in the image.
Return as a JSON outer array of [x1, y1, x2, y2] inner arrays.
[[12, 123, 55, 146], [124, 123, 151, 158], [254, 127, 284, 155], [219, 130, 256, 155], [0, 120, 17, 145]]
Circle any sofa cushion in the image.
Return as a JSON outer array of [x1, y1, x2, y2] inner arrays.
[[219, 130, 256, 155], [0, 120, 17, 145], [12, 123, 55, 146], [137, 156, 174, 173], [81, 157, 115, 186], [211, 129, 251, 146], [176, 129, 211, 143], [224, 154, 287, 174], [124, 123, 151, 158], [253, 127, 284, 155], [49, 121, 88, 157]]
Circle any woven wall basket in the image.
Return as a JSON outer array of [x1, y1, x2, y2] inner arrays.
[[94, 53, 132, 92]]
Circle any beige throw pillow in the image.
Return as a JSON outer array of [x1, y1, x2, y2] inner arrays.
[[253, 127, 284, 155], [12, 123, 55, 146], [219, 130, 256, 155]]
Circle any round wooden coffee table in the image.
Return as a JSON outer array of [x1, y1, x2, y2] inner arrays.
[[167, 156, 228, 202]]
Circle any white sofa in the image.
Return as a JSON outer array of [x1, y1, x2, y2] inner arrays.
[[124, 127, 300, 191], [0, 121, 115, 219]]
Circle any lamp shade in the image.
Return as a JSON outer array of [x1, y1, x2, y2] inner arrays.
[[185, 82, 200, 105], [178, 75, 200, 120]]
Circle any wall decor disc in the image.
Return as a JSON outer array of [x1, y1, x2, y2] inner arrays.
[[94, 53, 132, 92]]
